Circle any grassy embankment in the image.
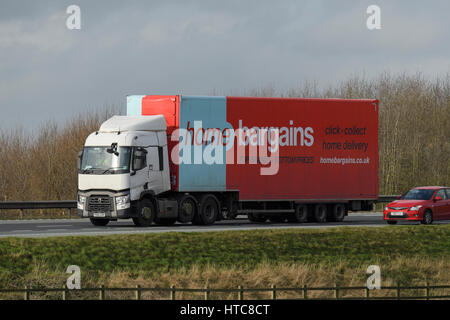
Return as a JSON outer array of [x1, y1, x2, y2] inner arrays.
[[0, 225, 449, 299]]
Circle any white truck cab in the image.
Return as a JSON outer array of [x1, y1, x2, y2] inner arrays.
[[77, 115, 173, 226]]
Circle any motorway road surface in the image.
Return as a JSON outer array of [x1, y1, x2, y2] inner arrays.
[[0, 213, 448, 238]]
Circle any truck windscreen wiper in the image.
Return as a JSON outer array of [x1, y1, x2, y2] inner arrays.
[[101, 167, 123, 174], [81, 168, 101, 174]]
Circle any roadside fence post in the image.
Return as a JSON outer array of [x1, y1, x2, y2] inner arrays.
[[426, 282, 430, 300], [397, 282, 401, 300], [135, 285, 141, 300], [204, 285, 210, 300], [170, 284, 176, 300], [24, 285, 30, 300], [271, 285, 276, 300], [303, 285, 308, 300], [62, 285, 68, 300], [238, 285, 243, 300], [335, 284, 340, 299], [99, 285, 105, 300]]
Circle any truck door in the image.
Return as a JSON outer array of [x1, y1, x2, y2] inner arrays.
[[146, 146, 164, 194], [130, 147, 149, 201]]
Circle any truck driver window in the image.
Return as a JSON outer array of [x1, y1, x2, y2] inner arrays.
[[133, 148, 147, 171]]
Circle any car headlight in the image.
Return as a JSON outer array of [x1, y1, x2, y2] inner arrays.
[[115, 195, 130, 210], [409, 205, 423, 211], [77, 195, 86, 210], [384, 206, 388, 211]]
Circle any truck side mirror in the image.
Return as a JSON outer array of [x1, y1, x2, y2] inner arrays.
[[77, 151, 83, 170], [434, 196, 442, 202]]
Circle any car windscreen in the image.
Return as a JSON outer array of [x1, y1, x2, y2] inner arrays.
[[80, 146, 131, 174], [401, 189, 436, 200]]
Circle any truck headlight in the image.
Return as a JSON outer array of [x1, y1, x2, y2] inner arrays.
[[77, 195, 86, 210], [384, 206, 388, 211], [115, 195, 130, 210], [409, 205, 423, 211]]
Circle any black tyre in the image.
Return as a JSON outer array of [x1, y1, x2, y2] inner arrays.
[[177, 195, 197, 223], [248, 212, 268, 223], [132, 198, 156, 227], [421, 211, 433, 225], [268, 215, 286, 223], [330, 204, 346, 222], [387, 221, 397, 225], [195, 194, 219, 225], [90, 218, 109, 226], [313, 204, 327, 222], [155, 218, 177, 226], [289, 204, 308, 223]]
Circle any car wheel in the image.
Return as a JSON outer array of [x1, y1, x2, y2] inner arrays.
[[132, 198, 156, 227], [421, 211, 433, 225], [90, 218, 109, 226]]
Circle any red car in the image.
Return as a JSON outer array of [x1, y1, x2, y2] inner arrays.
[[384, 186, 450, 225]]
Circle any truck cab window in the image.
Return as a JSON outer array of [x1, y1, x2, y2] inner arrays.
[[132, 148, 147, 171]]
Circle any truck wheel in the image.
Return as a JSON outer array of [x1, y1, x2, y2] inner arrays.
[[421, 211, 433, 225], [132, 198, 155, 227], [196, 194, 219, 225], [90, 218, 109, 226], [289, 204, 308, 223], [177, 195, 197, 223], [330, 204, 346, 222], [248, 212, 267, 223], [313, 204, 327, 222], [387, 221, 397, 225]]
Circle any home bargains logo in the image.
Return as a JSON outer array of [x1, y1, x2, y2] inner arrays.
[[170, 119, 314, 176]]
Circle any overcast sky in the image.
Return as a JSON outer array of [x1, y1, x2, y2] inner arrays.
[[0, 0, 449, 130]]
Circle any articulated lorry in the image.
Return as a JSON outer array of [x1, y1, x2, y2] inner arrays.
[[77, 95, 378, 226]]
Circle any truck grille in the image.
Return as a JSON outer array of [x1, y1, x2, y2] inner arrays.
[[88, 195, 113, 212]]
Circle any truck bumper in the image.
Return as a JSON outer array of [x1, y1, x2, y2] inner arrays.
[[77, 208, 132, 219], [77, 190, 132, 220]]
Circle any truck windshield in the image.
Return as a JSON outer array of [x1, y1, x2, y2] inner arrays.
[[80, 147, 132, 174], [401, 189, 436, 200]]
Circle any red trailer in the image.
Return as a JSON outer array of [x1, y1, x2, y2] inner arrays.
[[126, 95, 378, 224]]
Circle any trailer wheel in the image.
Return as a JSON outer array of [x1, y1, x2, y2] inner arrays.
[[313, 204, 327, 222], [90, 218, 109, 226], [177, 195, 197, 223], [132, 198, 155, 227], [195, 194, 219, 225], [330, 204, 346, 222], [288, 204, 308, 223], [248, 212, 267, 223]]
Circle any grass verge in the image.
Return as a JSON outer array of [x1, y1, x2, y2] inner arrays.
[[0, 225, 448, 299]]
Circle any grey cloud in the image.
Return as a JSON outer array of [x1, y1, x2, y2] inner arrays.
[[0, 0, 449, 130]]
